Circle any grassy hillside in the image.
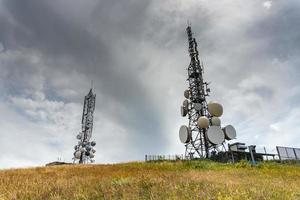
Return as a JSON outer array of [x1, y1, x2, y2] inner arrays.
[[0, 160, 299, 200]]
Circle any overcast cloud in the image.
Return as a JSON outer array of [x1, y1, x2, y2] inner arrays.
[[0, 0, 299, 168]]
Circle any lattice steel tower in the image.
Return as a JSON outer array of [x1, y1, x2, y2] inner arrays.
[[184, 25, 211, 158], [73, 88, 97, 164], [179, 26, 236, 159]]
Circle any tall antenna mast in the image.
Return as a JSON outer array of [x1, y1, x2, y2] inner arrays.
[[73, 87, 97, 164], [184, 25, 210, 158], [179, 25, 235, 159]]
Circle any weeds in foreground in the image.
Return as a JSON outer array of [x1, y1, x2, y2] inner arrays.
[[0, 160, 299, 200]]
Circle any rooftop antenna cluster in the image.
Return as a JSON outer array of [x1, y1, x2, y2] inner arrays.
[[73, 87, 97, 163], [179, 25, 237, 159]]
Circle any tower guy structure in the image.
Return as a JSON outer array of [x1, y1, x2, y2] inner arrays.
[[73, 88, 97, 164], [179, 25, 236, 159]]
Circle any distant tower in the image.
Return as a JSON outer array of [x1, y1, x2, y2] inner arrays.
[[73, 88, 96, 164]]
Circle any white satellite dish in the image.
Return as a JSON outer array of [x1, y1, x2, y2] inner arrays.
[[223, 125, 236, 140], [198, 116, 209, 128], [211, 117, 221, 126], [89, 152, 95, 158], [194, 103, 202, 111], [207, 101, 223, 117], [184, 90, 190, 99], [183, 99, 189, 108], [179, 125, 191, 143], [180, 106, 188, 117], [74, 151, 81, 159], [206, 126, 225, 145]]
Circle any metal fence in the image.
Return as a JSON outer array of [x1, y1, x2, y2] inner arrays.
[[145, 154, 184, 162], [276, 146, 300, 161]]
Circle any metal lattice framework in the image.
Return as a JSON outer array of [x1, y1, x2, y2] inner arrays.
[[73, 88, 97, 164], [184, 26, 211, 159]]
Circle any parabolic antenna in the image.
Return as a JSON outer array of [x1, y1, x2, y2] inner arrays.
[[206, 126, 225, 145], [179, 125, 191, 143], [198, 116, 209, 128], [194, 103, 202, 111], [184, 89, 190, 99], [183, 99, 189, 108], [91, 141, 96, 146], [76, 134, 82, 140], [211, 117, 221, 126], [86, 146, 92, 151], [74, 151, 81, 159], [180, 106, 188, 117], [208, 101, 223, 117], [223, 125, 236, 140]]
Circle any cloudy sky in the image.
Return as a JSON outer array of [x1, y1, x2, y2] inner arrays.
[[0, 0, 299, 168]]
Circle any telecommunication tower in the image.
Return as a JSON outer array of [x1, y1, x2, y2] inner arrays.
[[179, 25, 236, 159], [73, 88, 97, 164], [182, 25, 211, 158]]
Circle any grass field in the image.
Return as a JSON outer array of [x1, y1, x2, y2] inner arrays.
[[0, 160, 299, 200]]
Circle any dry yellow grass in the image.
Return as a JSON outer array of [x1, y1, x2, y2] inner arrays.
[[0, 160, 299, 200]]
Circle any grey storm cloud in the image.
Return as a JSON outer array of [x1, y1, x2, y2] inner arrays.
[[0, 0, 300, 168], [247, 1, 300, 60], [0, 0, 168, 166]]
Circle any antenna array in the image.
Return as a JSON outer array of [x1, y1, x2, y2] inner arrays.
[[73, 88, 97, 163], [179, 26, 237, 159]]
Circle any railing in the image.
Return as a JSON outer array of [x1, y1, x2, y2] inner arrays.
[[145, 154, 185, 162]]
